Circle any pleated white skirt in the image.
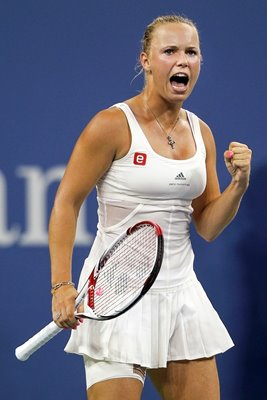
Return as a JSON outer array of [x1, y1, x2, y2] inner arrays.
[[65, 276, 234, 368]]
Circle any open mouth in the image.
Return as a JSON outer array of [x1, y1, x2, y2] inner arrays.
[[170, 73, 189, 87]]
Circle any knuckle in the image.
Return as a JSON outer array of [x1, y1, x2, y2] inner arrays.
[[66, 310, 75, 320]]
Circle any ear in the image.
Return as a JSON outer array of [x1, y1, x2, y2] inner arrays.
[[140, 52, 151, 72]]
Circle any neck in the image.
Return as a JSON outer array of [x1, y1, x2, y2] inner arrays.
[[142, 92, 180, 150], [142, 91, 182, 119]]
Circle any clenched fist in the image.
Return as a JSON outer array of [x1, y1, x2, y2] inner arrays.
[[224, 142, 252, 191]]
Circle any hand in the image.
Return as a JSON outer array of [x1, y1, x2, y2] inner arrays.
[[52, 285, 84, 330], [224, 142, 252, 191]]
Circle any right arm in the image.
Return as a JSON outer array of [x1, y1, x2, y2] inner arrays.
[[49, 108, 129, 329]]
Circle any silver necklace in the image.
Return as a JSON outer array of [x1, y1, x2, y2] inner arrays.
[[146, 103, 179, 150]]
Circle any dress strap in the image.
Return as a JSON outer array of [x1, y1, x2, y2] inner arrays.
[[186, 110, 206, 158], [111, 102, 150, 148]]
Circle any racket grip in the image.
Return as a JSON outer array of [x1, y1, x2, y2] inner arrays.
[[15, 321, 62, 361], [15, 285, 88, 361]]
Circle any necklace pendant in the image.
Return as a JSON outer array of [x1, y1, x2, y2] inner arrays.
[[167, 135, 175, 149]]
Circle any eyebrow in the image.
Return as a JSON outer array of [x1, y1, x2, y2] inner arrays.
[[161, 45, 199, 50]]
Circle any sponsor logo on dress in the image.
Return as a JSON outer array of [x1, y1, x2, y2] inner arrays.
[[169, 171, 189, 187], [133, 152, 147, 166], [175, 172, 186, 180]]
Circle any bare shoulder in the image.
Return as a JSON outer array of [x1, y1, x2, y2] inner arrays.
[[80, 106, 130, 159], [83, 106, 128, 142], [57, 106, 130, 202]]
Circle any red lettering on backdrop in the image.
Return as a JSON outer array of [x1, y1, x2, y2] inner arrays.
[[133, 152, 147, 166]]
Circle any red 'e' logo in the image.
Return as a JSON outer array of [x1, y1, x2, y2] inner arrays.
[[133, 152, 147, 166]]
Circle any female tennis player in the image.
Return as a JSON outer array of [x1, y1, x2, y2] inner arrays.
[[49, 15, 252, 400]]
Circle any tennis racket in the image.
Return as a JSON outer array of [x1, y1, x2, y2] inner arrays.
[[15, 220, 164, 361]]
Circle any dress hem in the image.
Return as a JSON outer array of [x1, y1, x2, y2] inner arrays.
[[64, 343, 234, 369]]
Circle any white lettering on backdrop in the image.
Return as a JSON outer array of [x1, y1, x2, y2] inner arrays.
[[0, 166, 94, 247]]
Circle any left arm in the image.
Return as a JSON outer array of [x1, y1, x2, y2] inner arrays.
[[192, 120, 252, 242]]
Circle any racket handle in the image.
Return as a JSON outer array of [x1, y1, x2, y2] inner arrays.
[[15, 321, 62, 361], [15, 284, 88, 361]]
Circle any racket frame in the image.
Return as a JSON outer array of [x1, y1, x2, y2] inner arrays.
[[82, 220, 163, 320], [15, 220, 163, 361]]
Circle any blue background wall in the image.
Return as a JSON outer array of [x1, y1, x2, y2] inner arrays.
[[1, 1, 266, 399]]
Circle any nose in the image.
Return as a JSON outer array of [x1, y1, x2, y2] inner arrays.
[[176, 51, 188, 67]]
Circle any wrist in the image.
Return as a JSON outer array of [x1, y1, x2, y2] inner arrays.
[[229, 178, 248, 197], [51, 281, 75, 295]]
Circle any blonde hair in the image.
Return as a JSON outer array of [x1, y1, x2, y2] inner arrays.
[[141, 15, 199, 55]]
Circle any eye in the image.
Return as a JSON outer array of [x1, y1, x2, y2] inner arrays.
[[163, 48, 175, 55], [186, 48, 199, 57]]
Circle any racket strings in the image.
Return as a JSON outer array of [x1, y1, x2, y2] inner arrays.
[[98, 232, 155, 292], [102, 235, 155, 285], [92, 225, 157, 316], [95, 251, 154, 314]]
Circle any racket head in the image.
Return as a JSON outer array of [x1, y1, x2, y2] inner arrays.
[[83, 221, 163, 320]]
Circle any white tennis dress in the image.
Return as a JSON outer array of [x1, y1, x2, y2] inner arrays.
[[65, 103, 234, 367]]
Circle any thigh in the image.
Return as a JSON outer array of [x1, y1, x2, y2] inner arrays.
[[88, 378, 143, 400], [148, 357, 220, 400], [84, 357, 145, 400]]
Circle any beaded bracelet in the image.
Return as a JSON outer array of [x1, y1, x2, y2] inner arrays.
[[51, 281, 75, 295]]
